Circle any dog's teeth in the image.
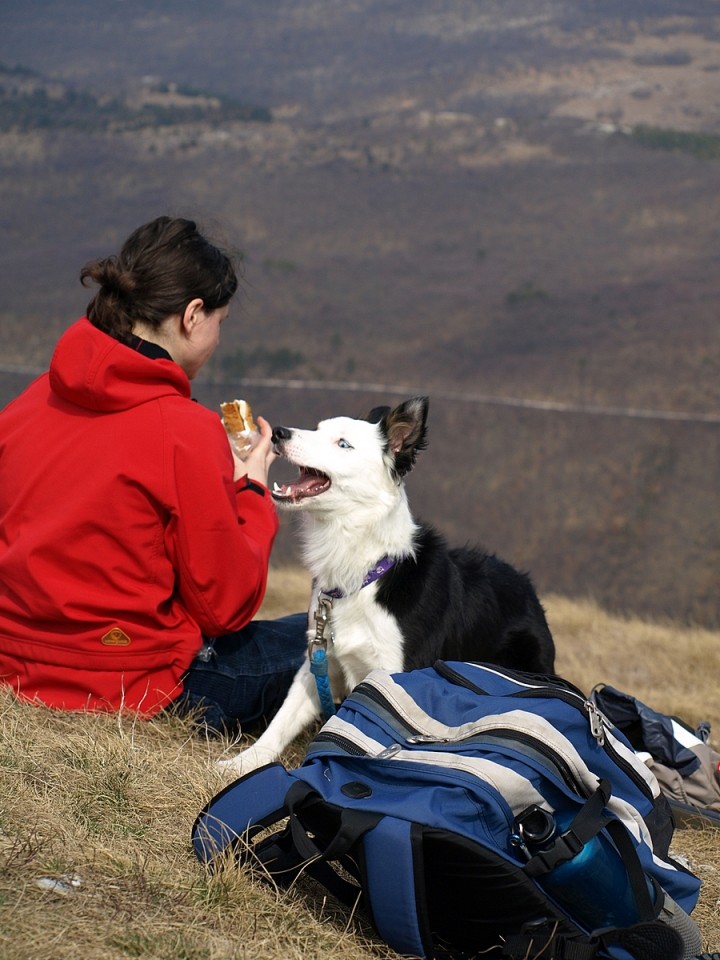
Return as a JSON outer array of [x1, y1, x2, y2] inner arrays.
[[273, 482, 282, 494]]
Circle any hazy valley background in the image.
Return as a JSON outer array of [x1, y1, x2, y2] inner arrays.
[[1, 0, 720, 626]]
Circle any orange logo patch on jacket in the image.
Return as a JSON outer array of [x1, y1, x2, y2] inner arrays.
[[101, 627, 132, 646]]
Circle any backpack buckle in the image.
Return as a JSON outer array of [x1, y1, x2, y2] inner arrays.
[[513, 805, 585, 876]]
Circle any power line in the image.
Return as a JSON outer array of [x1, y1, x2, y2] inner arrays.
[[2, 364, 719, 425], [204, 375, 720, 425], [0, 363, 46, 376]]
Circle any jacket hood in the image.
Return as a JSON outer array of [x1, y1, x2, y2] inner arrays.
[[49, 318, 191, 412]]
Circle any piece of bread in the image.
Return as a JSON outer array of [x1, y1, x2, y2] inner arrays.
[[220, 399, 258, 460], [220, 399, 257, 436]]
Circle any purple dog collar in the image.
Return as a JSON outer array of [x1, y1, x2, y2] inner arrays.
[[322, 555, 396, 600]]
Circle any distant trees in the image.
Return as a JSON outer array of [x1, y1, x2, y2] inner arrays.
[[506, 281, 549, 305], [630, 125, 720, 161], [219, 346, 305, 378], [0, 63, 272, 133], [0, 85, 111, 132]]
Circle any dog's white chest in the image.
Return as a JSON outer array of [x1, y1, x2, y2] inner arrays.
[[318, 586, 405, 690]]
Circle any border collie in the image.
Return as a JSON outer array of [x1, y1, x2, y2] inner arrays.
[[218, 396, 555, 775]]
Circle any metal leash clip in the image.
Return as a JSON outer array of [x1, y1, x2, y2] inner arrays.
[[311, 595, 334, 652]]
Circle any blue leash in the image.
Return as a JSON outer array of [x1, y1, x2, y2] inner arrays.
[[310, 595, 336, 719], [310, 558, 398, 721], [309, 645, 336, 720]]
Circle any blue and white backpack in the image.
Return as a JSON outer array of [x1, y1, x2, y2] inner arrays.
[[192, 662, 703, 960]]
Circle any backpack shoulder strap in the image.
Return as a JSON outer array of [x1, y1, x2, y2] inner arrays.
[[191, 762, 294, 866], [360, 816, 432, 959]]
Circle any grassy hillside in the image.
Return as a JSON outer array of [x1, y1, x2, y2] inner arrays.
[[1, 569, 719, 960]]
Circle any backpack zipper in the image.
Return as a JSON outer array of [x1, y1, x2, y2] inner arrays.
[[320, 689, 594, 797], [433, 660, 589, 709], [355, 670, 593, 785], [352, 679, 428, 737], [432, 660, 589, 700], [434, 661, 654, 804], [314, 720, 587, 794], [311, 730, 368, 756], [406, 727, 584, 795], [328, 665, 654, 805]]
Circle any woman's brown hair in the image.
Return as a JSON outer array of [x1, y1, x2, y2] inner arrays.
[[80, 216, 239, 344]]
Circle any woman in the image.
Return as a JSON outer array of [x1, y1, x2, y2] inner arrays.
[[0, 216, 306, 731]]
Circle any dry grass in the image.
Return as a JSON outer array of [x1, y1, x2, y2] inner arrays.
[[1, 569, 718, 959], [547, 593, 720, 743]]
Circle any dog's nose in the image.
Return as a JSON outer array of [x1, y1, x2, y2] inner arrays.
[[271, 425, 292, 445]]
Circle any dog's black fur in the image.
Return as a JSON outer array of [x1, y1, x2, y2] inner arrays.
[[375, 522, 555, 674]]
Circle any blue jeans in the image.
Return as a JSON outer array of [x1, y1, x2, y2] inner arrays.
[[179, 613, 308, 734]]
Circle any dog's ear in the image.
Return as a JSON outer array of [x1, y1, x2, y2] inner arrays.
[[364, 405, 391, 424], [383, 396, 429, 478]]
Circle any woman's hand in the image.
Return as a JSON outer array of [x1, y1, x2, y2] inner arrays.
[[233, 415, 277, 486]]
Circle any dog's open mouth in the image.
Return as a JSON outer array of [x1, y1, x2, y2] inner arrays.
[[272, 467, 331, 503]]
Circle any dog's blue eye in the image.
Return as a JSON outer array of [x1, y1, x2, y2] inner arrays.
[[338, 438, 353, 449]]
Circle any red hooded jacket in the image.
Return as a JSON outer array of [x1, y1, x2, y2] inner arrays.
[[0, 318, 278, 715]]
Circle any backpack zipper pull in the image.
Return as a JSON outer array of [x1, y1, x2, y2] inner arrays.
[[585, 699, 606, 745], [406, 734, 453, 744]]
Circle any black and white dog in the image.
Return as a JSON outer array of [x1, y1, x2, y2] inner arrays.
[[218, 396, 554, 775]]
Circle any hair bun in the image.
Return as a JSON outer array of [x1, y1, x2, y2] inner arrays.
[[99, 257, 135, 296]]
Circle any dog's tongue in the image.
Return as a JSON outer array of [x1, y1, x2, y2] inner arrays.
[[272, 468, 330, 502]]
